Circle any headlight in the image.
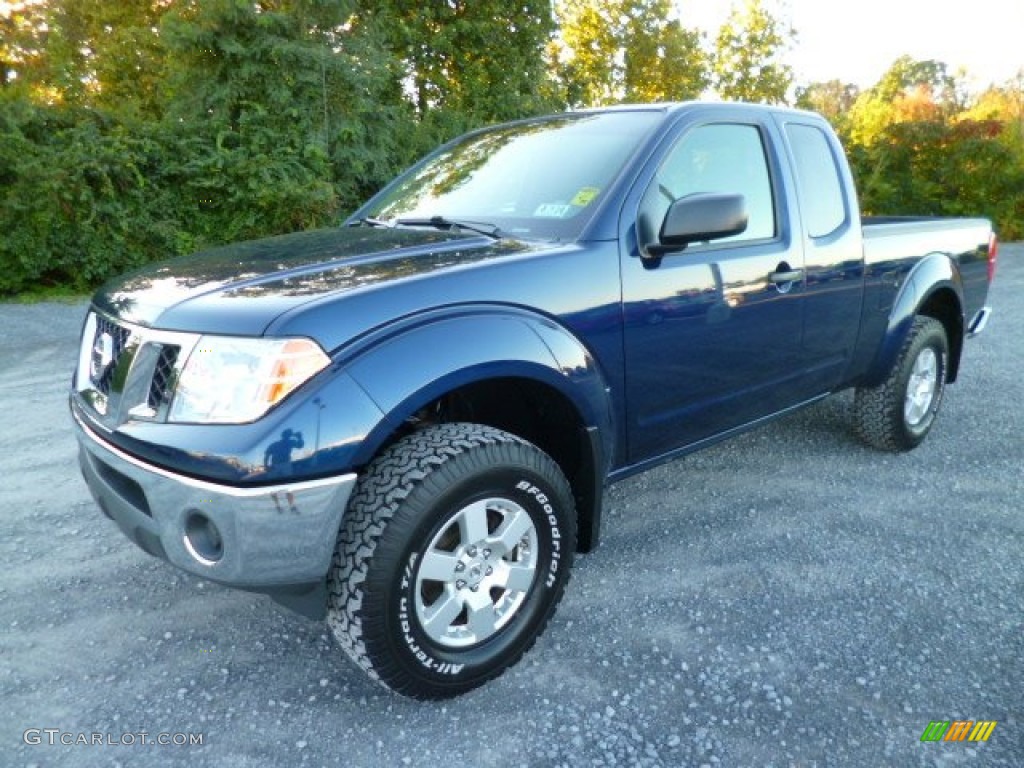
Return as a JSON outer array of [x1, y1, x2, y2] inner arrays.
[[168, 336, 330, 424]]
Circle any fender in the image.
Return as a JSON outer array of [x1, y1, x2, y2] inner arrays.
[[108, 308, 616, 509], [339, 307, 616, 471], [101, 369, 385, 485], [863, 252, 965, 387]]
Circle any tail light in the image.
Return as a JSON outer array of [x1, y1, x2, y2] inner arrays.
[[987, 232, 998, 282]]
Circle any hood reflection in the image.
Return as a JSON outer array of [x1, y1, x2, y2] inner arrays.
[[95, 227, 534, 327]]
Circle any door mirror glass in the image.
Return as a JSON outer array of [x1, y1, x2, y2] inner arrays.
[[649, 193, 748, 256]]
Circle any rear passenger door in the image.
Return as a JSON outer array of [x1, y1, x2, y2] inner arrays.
[[620, 113, 809, 462], [777, 119, 865, 391]]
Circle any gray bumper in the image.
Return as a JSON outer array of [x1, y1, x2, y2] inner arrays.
[[74, 413, 357, 592]]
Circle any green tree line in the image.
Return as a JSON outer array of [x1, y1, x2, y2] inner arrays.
[[1, 0, 1021, 296], [798, 58, 1024, 241]]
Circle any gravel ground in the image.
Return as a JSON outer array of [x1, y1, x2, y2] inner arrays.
[[2, 245, 1021, 768]]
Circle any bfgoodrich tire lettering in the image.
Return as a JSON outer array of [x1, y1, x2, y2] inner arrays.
[[854, 316, 949, 452], [326, 423, 576, 699]]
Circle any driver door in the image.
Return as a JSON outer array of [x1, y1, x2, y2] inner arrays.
[[621, 119, 808, 462]]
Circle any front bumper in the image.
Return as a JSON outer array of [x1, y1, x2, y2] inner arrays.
[[73, 410, 357, 603]]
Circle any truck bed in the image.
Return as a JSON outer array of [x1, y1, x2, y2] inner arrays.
[[862, 215, 992, 325]]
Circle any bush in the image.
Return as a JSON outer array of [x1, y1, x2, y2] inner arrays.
[[0, 102, 178, 294], [0, 99, 341, 296], [849, 118, 1024, 241]]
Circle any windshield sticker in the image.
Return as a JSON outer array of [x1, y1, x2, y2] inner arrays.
[[533, 203, 574, 218], [570, 187, 600, 207]]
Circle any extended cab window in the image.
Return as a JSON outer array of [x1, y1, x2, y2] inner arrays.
[[640, 123, 776, 249], [785, 123, 847, 238]]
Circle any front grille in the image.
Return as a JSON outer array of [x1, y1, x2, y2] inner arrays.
[[91, 315, 132, 394], [148, 345, 180, 409], [77, 312, 198, 425]]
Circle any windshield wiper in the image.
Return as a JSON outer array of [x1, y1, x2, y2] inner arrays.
[[349, 216, 391, 228], [395, 216, 503, 240]]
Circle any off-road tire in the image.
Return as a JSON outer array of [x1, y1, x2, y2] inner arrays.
[[854, 316, 949, 452], [326, 423, 576, 699]]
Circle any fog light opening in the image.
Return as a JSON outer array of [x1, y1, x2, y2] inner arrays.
[[184, 511, 223, 565]]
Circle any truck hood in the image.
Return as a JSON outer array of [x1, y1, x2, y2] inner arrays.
[[94, 226, 537, 334]]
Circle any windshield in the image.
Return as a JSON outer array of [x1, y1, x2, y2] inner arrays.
[[365, 111, 664, 240]]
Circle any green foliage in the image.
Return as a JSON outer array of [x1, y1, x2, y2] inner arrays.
[[160, 118, 338, 252], [621, 0, 708, 103], [42, 0, 170, 115], [871, 56, 958, 105], [845, 60, 1024, 240], [3, 3, 1022, 297], [553, 0, 619, 106], [795, 80, 859, 133], [357, 0, 556, 148], [155, 0, 380, 236], [0, 0, 405, 295], [0, 99, 180, 294], [1, 1, 48, 93], [0, 0, 569, 296], [846, 56, 960, 146], [553, 0, 708, 107], [713, 0, 793, 104], [851, 119, 1024, 240]]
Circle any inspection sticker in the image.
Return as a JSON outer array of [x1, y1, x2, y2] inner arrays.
[[571, 186, 600, 207]]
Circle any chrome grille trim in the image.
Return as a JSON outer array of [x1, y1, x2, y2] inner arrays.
[[75, 310, 201, 427], [91, 315, 132, 394], [148, 345, 181, 410]]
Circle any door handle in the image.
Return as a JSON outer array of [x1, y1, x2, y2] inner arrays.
[[769, 268, 803, 284]]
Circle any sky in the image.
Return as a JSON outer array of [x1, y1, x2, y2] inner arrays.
[[683, 0, 1024, 91]]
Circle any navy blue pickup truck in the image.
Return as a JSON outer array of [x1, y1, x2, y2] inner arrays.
[[71, 102, 996, 698]]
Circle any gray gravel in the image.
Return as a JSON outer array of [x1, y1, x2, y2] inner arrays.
[[2, 245, 1022, 767]]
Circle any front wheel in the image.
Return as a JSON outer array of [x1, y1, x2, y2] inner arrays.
[[854, 316, 949, 451], [326, 423, 576, 699]]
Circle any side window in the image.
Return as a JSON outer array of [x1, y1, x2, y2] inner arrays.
[[785, 123, 847, 238], [639, 123, 776, 248]]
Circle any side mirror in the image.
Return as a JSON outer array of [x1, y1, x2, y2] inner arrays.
[[647, 193, 748, 257]]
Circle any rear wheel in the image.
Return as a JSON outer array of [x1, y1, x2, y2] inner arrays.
[[854, 316, 949, 451], [326, 423, 575, 699]]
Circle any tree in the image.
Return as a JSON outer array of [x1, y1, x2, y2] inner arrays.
[[841, 61, 1024, 241], [553, 0, 708, 107], [0, 0, 173, 114], [156, 0, 411, 241], [356, 0, 555, 139], [1, 1, 53, 97], [553, 0, 619, 106], [0, 0, 410, 294], [846, 56, 960, 145], [870, 56, 957, 105], [795, 80, 859, 133], [713, 0, 793, 104], [621, 0, 708, 103], [962, 71, 1024, 144], [853, 117, 1024, 240]]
